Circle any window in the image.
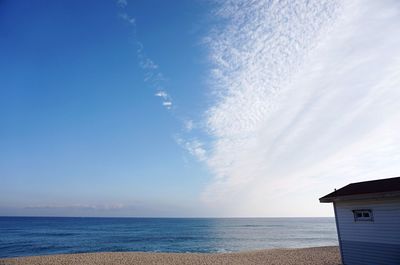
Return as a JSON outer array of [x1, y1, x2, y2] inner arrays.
[[353, 209, 373, 222]]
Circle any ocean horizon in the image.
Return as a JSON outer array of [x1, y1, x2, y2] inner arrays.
[[0, 216, 338, 258]]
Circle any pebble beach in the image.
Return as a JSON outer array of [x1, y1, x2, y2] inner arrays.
[[0, 246, 341, 265]]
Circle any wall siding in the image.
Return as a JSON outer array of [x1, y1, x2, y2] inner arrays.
[[341, 241, 400, 265], [335, 198, 400, 265]]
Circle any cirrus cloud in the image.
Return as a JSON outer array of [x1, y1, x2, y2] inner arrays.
[[201, 0, 400, 216]]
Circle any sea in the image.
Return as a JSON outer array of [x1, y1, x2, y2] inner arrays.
[[0, 217, 338, 258]]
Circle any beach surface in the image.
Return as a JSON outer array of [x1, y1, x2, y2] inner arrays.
[[0, 246, 340, 265]]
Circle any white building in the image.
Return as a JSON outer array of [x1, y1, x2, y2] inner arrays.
[[320, 176, 400, 265]]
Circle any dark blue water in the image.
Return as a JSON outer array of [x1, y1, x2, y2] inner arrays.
[[0, 217, 338, 258]]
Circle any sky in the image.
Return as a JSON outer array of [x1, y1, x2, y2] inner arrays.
[[1, 0, 400, 217]]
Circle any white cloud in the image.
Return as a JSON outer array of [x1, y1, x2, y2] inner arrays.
[[135, 44, 172, 109], [155, 90, 168, 99], [2, 201, 206, 217], [155, 90, 173, 109], [117, 0, 128, 8], [119, 13, 135, 25], [202, 0, 400, 216], [140, 58, 158, 70], [118, 10, 173, 111], [184, 120, 194, 132], [162, 101, 173, 109], [176, 137, 207, 161]]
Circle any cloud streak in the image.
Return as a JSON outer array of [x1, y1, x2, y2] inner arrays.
[[176, 137, 207, 161], [116, 0, 208, 162], [117, 1, 173, 110], [119, 13, 135, 25], [201, 0, 400, 216], [0, 201, 205, 217], [117, 0, 128, 8]]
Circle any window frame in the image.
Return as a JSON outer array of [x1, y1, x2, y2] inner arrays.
[[352, 209, 374, 222]]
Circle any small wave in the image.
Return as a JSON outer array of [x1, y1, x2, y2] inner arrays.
[[216, 248, 232, 253]]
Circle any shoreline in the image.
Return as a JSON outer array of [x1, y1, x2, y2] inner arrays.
[[0, 246, 341, 265]]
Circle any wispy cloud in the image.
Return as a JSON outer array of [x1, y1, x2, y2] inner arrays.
[[119, 13, 135, 25], [176, 137, 207, 161], [184, 119, 194, 132], [115, 0, 211, 162], [136, 44, 174, 109], [24, 204, 124, 211], [117, 0, 173, 110], [201, 0, 400, 216], [0, 201, 206, 217], [162, 101, 172, 109], [117, 0, 128, 8]]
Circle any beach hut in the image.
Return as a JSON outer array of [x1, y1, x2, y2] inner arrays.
[[320, 176, 400, 265]]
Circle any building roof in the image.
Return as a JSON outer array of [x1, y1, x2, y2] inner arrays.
[[320, 176, 400, 203]]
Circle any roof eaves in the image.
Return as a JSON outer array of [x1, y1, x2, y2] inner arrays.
[[319, 190, 400, 203]]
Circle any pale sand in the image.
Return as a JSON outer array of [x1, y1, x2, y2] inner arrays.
[[0, 246, 341, 265]]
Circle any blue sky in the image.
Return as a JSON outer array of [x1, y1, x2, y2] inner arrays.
[[1, 0, 400, 217], [0, 0, 213, 217]]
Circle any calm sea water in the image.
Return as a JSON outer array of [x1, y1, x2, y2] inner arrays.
[[0, 217, 338, 258]]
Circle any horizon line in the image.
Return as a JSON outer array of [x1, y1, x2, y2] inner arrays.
[[0, 215, 335, 219]]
